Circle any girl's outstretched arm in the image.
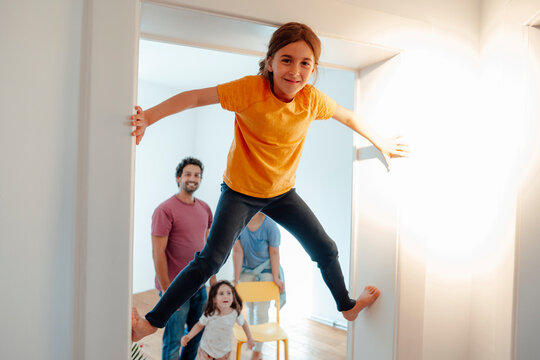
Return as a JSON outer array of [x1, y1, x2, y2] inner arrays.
[[332, 105, 409, 168], [180, 321, 205, 347], [131, 86, 219, 145], [241, 321, 255, 349]]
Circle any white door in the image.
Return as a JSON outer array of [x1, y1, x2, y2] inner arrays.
[[349, 55, 402, 360], [514, 24, 540, 359]]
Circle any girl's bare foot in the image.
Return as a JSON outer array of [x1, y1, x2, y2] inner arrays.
[[341, 286, 380, 321], [131, 307, 157, 341], [250, 350, 263, 360]]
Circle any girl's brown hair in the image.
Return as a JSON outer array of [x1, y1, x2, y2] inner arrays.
[[258, 22, 321, 86], [204, 280, 243, 316]]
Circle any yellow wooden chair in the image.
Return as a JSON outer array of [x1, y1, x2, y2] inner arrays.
[[233, 281, 288, 360]]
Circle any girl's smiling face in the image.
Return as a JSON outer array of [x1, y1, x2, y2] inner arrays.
[[267, 40, 315, 102], [214, 284, 234, 312]]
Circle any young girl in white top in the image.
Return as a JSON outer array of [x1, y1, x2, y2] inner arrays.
[[181, 280, 255, 360]]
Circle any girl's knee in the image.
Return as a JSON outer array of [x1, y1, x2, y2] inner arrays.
[[197, 250, 229, 277], [313, 240, 339, 266]]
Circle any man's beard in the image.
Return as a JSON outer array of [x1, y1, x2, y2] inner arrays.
[[182, 182, 199, 194]]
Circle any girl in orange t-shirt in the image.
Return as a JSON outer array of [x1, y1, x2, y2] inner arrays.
[[132, 22, 408, 343]]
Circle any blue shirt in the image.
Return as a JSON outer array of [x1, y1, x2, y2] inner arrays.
[[237, 216, 281, 269]]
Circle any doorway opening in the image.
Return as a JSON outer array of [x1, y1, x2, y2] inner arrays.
[[132, 37, 355, 358], [131, 2, 399, 359]]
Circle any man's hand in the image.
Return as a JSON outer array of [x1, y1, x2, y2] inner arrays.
[[273, 278, 285, 293]]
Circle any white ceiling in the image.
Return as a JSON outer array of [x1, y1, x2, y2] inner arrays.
[[139, 2, 399, 74]]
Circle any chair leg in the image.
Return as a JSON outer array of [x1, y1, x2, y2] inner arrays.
[[276, 340, 280, 360], [236, 341, 243, 360], [283, 339, 289, 360]]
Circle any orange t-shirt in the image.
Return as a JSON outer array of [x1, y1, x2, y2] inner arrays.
[[217, 75, 337, 198]]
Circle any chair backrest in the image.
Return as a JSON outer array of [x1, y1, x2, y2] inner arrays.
[[235, 281, 280, 322]]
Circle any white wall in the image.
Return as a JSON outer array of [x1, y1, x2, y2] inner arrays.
[[341, 1, 539, 358], [479, 2, 540, 360], [6, 0, 540, 359], [133, 80, 197, 293], [338, 0, 480, 46], [0, 1, 82, 359], [479, 2, 540, 359], [3, 0, 139, 359], [341, 5, 486, 360]]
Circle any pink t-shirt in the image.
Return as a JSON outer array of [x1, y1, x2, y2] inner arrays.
[[152, 195, 213, 291]]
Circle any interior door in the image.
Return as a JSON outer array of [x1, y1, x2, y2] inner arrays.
[[514, 24, 540, 359], [349, 56, 402, 360]]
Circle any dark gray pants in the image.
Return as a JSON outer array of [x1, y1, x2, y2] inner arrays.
[[145, 183, 355, 328]]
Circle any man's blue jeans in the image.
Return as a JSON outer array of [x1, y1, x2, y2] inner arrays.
[[146, 183, 356, 328], [160, 286, 207, 360]]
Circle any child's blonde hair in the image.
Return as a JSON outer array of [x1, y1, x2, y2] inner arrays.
[[258, 22, 321, 86], [204, 280, 243, 316]]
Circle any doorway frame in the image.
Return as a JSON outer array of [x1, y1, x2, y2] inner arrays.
[[512, 10, 540, 360], [76, 1, 415, 359]]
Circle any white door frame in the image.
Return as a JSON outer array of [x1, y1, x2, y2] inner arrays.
[[75, 0, 140, 359], [512, 10, 540, 360], [76, 1, 422, 359]]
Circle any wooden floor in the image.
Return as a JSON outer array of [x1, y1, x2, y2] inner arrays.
[[133, 289, 347, 360]]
